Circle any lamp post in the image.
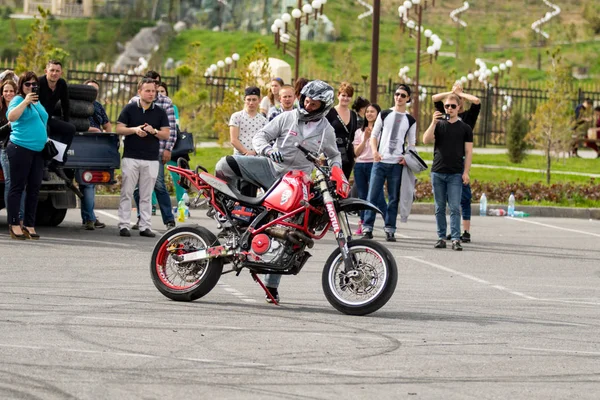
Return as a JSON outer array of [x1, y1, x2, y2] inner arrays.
[[398, 0, 440, 127], [271, 0, 326, 82]]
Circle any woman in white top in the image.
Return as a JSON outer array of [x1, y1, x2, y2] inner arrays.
[[351, 103, 380, 235], [259, 77, 284, 116]]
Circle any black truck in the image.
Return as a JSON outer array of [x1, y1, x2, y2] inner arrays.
[[0, 131, 120, 226]]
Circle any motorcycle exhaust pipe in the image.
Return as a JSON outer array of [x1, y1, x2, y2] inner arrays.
[[265, 227, 314, 249]]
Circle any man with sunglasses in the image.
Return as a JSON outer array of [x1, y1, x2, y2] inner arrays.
[[432, 84, 480, 243], [423, 94, 473, 251], [362, 84, 416, 242]]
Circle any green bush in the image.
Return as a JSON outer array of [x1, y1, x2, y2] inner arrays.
[[583, 0, 600, 34], [506, 110, 529, 163]]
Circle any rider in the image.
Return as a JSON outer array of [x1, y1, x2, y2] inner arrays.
[[215, 80, 342, 303]]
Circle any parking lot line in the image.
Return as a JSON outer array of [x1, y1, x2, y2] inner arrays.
[[507, 218, 600, 237], [405, 256, 538, 300]]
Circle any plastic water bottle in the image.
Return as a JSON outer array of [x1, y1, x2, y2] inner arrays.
[[508, 193, 515, 217], [488, 208, 506, 216], [513, 211, 530, 218], [177, 199, 186, 222], [182, 193, 190, 218], [479, 193, 487, 216]]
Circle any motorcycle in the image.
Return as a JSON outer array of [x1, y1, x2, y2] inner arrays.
[[150, 144, 398, 315]]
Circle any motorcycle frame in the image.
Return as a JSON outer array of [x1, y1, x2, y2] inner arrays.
[[166, 165, 332, 241]]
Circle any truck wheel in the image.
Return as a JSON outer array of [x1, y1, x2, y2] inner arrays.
[[70, 117, 90, 132], [68, 84, 98, 102], [36, 199, 68, 227]]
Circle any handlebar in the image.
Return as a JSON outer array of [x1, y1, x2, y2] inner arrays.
[[294, 142, 319, 163]]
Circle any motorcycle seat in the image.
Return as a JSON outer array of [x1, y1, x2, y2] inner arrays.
[[225, 177, 283, 206]]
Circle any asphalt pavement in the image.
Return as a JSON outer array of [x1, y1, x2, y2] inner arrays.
[[0, 209, 599, 399]]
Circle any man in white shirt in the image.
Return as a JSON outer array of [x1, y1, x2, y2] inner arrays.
[[362, 84, 417, 242]]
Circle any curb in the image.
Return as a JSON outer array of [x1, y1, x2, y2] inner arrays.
[[94, 196, 600, 220]]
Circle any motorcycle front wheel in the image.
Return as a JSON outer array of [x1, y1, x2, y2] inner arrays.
[[150, 225, 223, 302], [322, 239, 398, 316]]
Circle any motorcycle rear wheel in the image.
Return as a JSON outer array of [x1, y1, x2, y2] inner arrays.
[[150, 225, 223, 302], [322, 239, 398, 316]]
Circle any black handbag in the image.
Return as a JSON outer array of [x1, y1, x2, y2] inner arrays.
[[170, 128, 195, 161], [42, 140, 59, 160]]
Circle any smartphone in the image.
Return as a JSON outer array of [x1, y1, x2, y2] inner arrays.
[[437, 113, 450, 121], [31, 86, 38, 94]]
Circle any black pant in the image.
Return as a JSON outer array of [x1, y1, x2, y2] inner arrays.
[[6, 142, 44, 227], [48, 118, 75, 163]]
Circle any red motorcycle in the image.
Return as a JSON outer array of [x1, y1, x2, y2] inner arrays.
[[150, 144, 398, 315]]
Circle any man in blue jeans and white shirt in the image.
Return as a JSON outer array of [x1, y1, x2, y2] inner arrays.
[[422, 93, 473, 251], [362, 84, 416, 242]]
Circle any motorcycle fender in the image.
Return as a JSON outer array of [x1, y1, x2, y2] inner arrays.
[[338, 198, 383, 215]]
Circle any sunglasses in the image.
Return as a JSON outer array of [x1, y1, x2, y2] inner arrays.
[[23, 82, 38, 88], [444, 104, 458, 109], [394, 92, 408, 98]]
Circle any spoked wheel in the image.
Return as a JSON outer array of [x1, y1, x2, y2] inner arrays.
[[150, 225, 223, 302], [322, 239, 397, 315]]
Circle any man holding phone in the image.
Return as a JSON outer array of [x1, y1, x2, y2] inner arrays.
[[432, 84, 481, 242], [116, 78, 170, 238], [423, 94, 473, 251]]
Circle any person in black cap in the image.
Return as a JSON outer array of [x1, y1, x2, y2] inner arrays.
[[362, 84, 417, 242], [228, 86, 268, 196]]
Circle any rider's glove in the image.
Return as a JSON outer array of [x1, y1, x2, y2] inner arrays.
[[267, 149, 284, 163]]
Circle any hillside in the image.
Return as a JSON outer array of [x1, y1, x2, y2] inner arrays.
[[164, 0, 600, 84], [0, 17, 153, 62]]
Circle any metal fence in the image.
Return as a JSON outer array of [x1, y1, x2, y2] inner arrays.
[[4, 64, 599, 146]]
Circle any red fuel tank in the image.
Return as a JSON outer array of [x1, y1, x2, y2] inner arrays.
[[263, 171, 310, 213]]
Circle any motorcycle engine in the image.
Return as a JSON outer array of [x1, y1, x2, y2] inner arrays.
[[250, 233, 285, 263]]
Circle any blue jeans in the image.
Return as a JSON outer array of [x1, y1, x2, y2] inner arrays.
[[363, 163, 403, 234], [134, 159, 175, 225], [461, 183, 472, 220], [80, 184, 97, 223], [1, 148, 25, 221], [432, 172, 463, 241], [353, 162, 373, 221]]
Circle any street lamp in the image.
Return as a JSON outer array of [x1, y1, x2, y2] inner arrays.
[[272, 1, 327, 81], [398, 0, 440, 125], [449, 1, 469, 58]]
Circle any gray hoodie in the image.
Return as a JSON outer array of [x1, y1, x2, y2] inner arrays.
[[253, 110, 342, 177]]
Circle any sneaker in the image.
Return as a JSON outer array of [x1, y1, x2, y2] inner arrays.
[[434, 239, 446, 249], [94, 219, 106, 229], [362, 231, 373, 239], [140, 229, 156, 238], [132, 218, 140, 230], [354, 221, 363, 235], [452, 240, 463, 251], [152, 206, 157, 216], [166, 221, 176, 229], [84, 221, 95, 230], [119, 228, 131, 237], [385, 232, 396, 242], [460, 231, 471, 243], [265, 287, 279, 304], [446, 233, 451, 240]]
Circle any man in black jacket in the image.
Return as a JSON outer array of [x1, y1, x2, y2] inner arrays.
[[38, 60, 76, 164]]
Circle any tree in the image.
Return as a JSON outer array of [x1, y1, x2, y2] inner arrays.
[[171, 42, 210, 139], [16, 7, 69, 74], [526, 49, 574, 184], [506, 110, 529, 163]]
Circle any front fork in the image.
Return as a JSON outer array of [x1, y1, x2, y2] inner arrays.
[[317, 173, 354, 272]]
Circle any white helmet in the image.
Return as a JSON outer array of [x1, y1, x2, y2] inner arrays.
[[297, 80, 334, 122]]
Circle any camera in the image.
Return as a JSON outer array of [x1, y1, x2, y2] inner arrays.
[[437, 113, 450, 121], [31, 85, 38, 94]]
